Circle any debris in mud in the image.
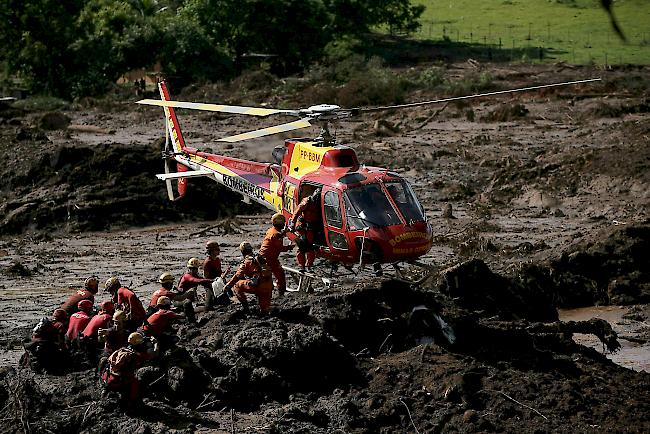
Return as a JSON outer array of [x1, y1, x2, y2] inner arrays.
[[3, 261, 32, 277], [189, 217, 244, 237], [583, 99, 650, 118], [481, 102, 528, 122]]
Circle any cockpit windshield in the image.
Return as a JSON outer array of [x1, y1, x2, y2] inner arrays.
[[344, 184, 401, 229], [384, 180, 425, 223]]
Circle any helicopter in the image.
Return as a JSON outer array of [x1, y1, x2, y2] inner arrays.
[[137, 77, 600, 289]]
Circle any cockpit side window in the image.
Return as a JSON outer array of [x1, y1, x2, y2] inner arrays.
[[385, 181, 425, 222]]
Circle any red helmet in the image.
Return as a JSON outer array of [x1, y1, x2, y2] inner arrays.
[[77, 299, 93, 312], [53, 309, 68, 321], [100, 300, 115, 314]]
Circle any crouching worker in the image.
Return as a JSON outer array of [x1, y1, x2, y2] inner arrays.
[[65, 299, 94, 348], [102, 332, 158, 410], [22, 309, 69, 373], [81, 301, 115, 364], [223, 242, 274, 314], [142, 296, 183, 352], [105, 277, 147, 332], [179, 258, 213, 312], [148, 273, 195, 323], [97, 310, 128, 375]]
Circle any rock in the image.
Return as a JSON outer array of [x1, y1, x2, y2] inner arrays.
[[442, 203, 455, 218], [463, 409, 478, 423], [39, 112, 71, 130]]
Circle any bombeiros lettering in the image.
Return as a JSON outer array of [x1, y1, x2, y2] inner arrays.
[[222, 174, 265, 200]]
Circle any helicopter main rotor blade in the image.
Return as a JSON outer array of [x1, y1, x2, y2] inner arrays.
[[356, 78, 601, 113], [217, 118, 312, 143], [137, 99, 299, 117]]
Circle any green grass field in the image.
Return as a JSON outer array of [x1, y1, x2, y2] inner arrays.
[[411, 0, 650, 65]]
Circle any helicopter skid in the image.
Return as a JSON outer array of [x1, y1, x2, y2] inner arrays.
[[282, 265, 332, 293], [281, 260, 435, 293], [387, 261, 436, 286]]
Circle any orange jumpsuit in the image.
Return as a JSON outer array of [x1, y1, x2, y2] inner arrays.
[[258, 226, 292, 294], [291, 197, 320, 267], [225, 255, 274, 314]]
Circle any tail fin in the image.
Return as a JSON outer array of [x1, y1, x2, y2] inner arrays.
[[158, 81, 186, 154]]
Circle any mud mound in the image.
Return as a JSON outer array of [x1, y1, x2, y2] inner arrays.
[[517, 222, 650, 307], [438, 258, 558, 321], [0, 141, 254, 235], [583, 99, 650, 118], [38, 112, 71, 130]]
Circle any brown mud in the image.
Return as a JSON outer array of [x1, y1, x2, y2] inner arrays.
[[1, 63, 649, 432]]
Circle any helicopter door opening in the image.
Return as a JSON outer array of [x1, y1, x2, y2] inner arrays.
[[283, 181, 297, 214], [297, 183, 325, 247], [323, 189, 348, 250]]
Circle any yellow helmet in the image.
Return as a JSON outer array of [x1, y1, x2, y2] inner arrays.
[[239, 241, 253, 254], [271, 213, 286, 226], [128, 332, 144, 346], [113, 310, 126, 322], [158, 272, 174, 284], [84, 276, 99, 291], [187, 258, 201, 268], [104, 277, 120, 292], [157, 296, 171, 307], [205, 240, 220, 250]]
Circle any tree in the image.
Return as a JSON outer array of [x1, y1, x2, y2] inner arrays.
[[0, 0, 425, 98]]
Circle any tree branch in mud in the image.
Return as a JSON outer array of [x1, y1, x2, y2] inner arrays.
[[190, 218, 243, 237], [526, 318, 621, 353], [399, 399, 421, 434], [479, 389, 549, 420]]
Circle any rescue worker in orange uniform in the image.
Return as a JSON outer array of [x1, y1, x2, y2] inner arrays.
[[259, 213, 294, 296], [105, 277, 147, 331], [203, 240, 222, 279], [65, 299, 94, 344], [179, 257, 213, 315], [290, 188, 322, 270], [24, 309, 68, 373], [60, 276, 99, 316], [204, 240, 231, 309], [98, 310, 129, 374], [223, 242, 274, 314], [147, 272, 193, 316], [142, 296, 184, 351], [102, 332, 157, 411], [81, 300, 115, 363]]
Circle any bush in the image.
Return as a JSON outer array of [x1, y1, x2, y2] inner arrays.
[[418, 67, 446, 89]]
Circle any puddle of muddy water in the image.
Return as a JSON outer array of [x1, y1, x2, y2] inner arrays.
[[559, 305, 650, 373]]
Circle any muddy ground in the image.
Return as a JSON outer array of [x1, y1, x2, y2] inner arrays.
[[0, 62, 649, 432]]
